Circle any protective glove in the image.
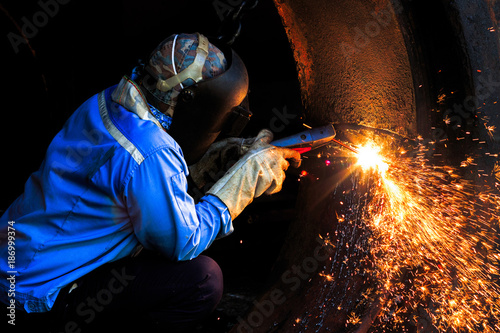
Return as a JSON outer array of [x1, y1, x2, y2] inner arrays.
[[189, 130, 278, 190], [207, 129, 301, 220]]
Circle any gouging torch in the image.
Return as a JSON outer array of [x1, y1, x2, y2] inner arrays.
[[271, 124, 359, 154]]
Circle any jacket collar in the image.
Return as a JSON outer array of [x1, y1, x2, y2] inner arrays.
[[111, 76, 163, 129]]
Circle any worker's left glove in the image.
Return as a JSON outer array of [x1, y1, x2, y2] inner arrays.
[[189, 132, 270, 190], [206, 129, 301, 220]]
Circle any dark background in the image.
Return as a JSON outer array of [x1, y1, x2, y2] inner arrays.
[[0, 0, 304, 207], [0, 0, 304, 330]]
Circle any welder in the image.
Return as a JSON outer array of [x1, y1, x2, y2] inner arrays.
[[0, 32, 300, 332]]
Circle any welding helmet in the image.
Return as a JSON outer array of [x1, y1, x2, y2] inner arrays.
[[136, 32, 250, 165]]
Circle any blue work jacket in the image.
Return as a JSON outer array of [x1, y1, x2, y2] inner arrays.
[[0, 77, 233, 313]]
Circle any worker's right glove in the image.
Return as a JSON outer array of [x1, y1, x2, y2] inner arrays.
[[207, 129, 301, 221]]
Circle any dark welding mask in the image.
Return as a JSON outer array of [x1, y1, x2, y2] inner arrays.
[[169, 47, 250, 165], [138, 33, 250, 165]]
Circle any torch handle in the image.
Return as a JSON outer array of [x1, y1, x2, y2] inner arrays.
[[271, 124, 336, 153]]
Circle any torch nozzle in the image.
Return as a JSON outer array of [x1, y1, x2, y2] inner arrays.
[[330, 138, 360, 155]]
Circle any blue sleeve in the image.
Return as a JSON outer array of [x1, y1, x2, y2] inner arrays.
[[124, 147, 233, 261]]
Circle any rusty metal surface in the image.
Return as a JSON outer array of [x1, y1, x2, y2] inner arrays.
[[273, 0, 416, 138]]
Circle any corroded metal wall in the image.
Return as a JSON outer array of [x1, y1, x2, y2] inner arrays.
[[273, 0, 416, 137]]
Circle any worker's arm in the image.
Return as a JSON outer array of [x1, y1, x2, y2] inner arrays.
[[124, 147, 232, 261], [125, 131, 300, 261]]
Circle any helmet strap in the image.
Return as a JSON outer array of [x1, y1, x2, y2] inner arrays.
[[156, 33, 209, 92], [171, 34, 184, 89]]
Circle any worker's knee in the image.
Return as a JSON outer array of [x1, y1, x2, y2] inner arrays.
[[149, 255, 223, 330], [193, 255, 224, 313]]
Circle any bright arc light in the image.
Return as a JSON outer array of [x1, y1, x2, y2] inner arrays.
[[356, 145, 389, 173]]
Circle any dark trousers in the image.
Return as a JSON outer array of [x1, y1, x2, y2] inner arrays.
[[5, 251, 223, 333]]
